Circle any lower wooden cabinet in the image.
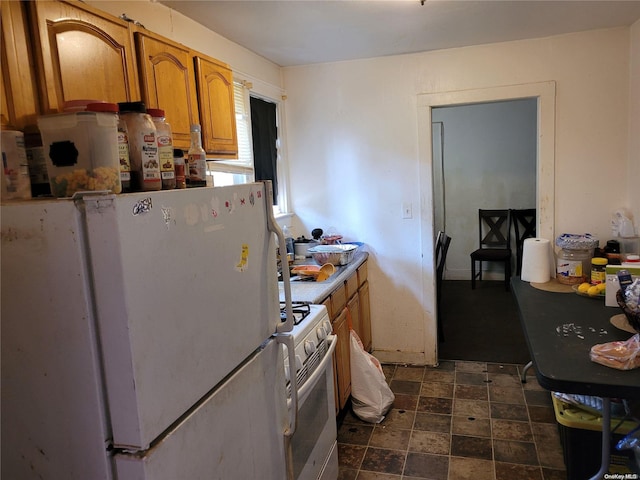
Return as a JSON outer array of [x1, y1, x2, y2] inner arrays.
[[323, 259, 371, 414], [332, 308, 351, 412]]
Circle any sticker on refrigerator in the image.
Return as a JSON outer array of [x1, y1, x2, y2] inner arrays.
[[235, 244, 249, 272]]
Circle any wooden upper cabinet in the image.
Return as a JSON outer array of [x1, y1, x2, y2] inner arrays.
[[134, 30, 199, 150], [1, 1, 39, 129], [193, 55, 238, 158], [28, 0, 139, 113]]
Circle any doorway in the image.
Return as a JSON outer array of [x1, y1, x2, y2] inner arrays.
[[416, 82, 556, 364], [432, 98, 538, 280]]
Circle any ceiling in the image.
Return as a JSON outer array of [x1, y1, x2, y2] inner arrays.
[[159, 0, 640, 67]]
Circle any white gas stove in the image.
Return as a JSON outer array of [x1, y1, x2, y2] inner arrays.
[[280, 302, 338, 480], [280, 303, 332, 392]]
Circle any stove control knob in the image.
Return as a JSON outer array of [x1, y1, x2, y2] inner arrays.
[[316, 326, 327, 341], [304, 340, 317, 355], [323, 320, 333, 334]]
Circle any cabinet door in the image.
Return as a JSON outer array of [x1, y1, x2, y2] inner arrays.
[[332, 308, 351, 411], [135, 31, 199, 150], [359, 281, 372, 353], [347, 292, 362, 343], [29, 0, 139, 113], [193, 55, 238, 158], [1, 0, 39, 128]]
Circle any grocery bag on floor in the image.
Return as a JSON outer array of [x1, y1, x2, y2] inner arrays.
[[349, 312, 394, 423]]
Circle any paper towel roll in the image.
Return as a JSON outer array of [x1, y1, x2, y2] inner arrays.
[[521, 238, 551, 283]]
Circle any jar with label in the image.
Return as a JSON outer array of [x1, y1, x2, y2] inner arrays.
[[188, 124, 207, 188], [173, 148, 186, 189], [23, 125, 51, 197], [117, 102, 161, 191], [591, 257, 607, 285], [1, 129, 32, 200], [115, 115, 132, 193], [147, 108, 176, 189], [555, 233, 599, 285]]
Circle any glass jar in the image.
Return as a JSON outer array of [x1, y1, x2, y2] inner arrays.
[[147, 108, 176, 189], [590, 257, 607, 285], [117, 102, 161, 191], [555, 234, 599, 285], [173, 148, 186, 189]]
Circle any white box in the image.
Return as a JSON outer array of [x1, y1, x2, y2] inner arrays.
[[605, 265, 640, 307]]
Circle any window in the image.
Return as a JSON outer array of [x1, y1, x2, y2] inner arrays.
[[207, 80, 286, 213]]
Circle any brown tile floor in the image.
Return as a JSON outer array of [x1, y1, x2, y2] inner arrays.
[[337, 360, 567, 480]]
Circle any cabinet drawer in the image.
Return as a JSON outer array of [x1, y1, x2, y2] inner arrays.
[[346, 272, 358, 299], [357, 260, 368, 287], [330, 284, 347, 318]]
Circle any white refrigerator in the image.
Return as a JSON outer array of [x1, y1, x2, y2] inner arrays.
[[1, 182, 297, 479]]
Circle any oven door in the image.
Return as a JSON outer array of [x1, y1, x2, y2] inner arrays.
[[290, 335, 338, 480]]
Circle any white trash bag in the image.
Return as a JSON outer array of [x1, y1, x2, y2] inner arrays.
[[349, 326, 394, 423]]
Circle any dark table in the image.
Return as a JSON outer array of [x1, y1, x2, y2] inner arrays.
[[511, 278, 640, 479]]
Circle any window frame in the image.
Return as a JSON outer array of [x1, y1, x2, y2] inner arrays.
[[207, 75, 290, 215]]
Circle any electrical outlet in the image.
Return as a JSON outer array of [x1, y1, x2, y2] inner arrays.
[[402, 202, 412, 219]]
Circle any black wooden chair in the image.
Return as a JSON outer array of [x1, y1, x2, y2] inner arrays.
[[511, 208, 536, 276], [470, 209, 512, 291], [435, 231, 452, 342]]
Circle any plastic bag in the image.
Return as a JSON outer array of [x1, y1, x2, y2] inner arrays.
[[349, 327, 394, 423], [590, 333, 640, 370]]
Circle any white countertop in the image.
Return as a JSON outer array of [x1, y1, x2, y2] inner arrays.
[[278, 250, 368, 304]]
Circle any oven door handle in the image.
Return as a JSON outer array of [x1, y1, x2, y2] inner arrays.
[[297, 334, 337, 406]]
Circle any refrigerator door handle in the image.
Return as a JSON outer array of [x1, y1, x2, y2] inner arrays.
[[263, 180, 294, 333]]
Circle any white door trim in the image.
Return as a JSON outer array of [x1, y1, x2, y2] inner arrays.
[[417, 81, 556, 365]]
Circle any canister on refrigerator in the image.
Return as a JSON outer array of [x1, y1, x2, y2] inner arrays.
[[1, 130, 32, 200]]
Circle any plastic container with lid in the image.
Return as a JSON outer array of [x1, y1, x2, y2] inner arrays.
[[37, 105, 121, 197], [118, 102, 161, 192], [555, 233, 599, 285], [147, 108, 175, 189]]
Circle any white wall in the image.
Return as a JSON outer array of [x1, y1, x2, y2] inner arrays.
[[282, 28, 635, 365]]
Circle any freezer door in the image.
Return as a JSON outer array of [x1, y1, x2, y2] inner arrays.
[[1, 200, 112, 480], [82, 184, 281, 449], [114, 339, 288, 480]]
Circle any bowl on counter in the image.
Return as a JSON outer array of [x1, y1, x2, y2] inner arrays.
[[307, 243, 358, 266]]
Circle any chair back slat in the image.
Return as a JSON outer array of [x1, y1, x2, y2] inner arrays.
[[479, 209, 511, 249]]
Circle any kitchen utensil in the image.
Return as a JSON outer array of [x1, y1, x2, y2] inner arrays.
[[316, 263, 336, 282]]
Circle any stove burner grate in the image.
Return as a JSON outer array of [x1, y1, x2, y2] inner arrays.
[[279, 302, 311, 325]]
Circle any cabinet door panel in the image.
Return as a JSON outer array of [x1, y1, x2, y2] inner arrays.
[[135, 32, 199, 150], [30, 0, 139, 112], [332, 308, 351, 411], [1, 0, 39, 128], [359, 281, 371, 353], [193, 56, 238, 158]]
